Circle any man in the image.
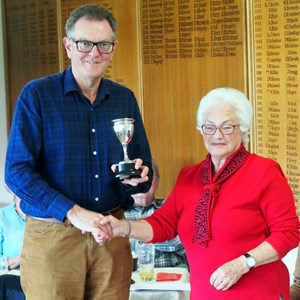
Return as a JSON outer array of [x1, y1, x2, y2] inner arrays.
[[5, 5, 152, 300], [125, 161, 187, 268]]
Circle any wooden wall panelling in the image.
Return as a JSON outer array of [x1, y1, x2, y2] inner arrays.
[[4, 0, 60, 124], [4, 0, 250, 199], [139, 0, 247, 197], [248, 0, 300, 214], [59, 0, 140, 105], [4, 0, 300, 211]]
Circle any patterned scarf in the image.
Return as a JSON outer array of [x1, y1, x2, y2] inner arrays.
[[192, 144, 250, 246]]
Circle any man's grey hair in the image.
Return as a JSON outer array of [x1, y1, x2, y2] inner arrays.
[[65, 5, 118, 40]]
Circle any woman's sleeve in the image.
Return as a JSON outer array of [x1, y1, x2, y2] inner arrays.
[[145, 185, 181, 243], [261, 162, 299, 258]]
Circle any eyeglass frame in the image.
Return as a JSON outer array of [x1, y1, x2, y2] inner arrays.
[[69, 38, 115, 54], [201, 124, 240, 135]]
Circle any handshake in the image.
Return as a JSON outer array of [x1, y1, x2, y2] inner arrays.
[[91, 215, 129, 245], [66, 204, 153, 245], [66, 159, 151, 244], [66, 204, 132, 245]]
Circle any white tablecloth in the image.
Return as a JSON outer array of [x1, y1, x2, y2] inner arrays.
[[1, 268, 191, 299], [130, 267, 190, 300], [0, 269, 20, 276]]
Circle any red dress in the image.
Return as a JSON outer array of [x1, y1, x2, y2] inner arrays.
[[146, 152, 299, 299]]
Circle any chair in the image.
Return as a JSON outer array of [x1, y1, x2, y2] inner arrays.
[[0, 274, 25, 300]]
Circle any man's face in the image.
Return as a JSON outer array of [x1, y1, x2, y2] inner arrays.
[[64, 17, 117, 82]]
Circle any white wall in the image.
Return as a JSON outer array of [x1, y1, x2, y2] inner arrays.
[[283, 247, 297, 285], [0, 3, 13, 205]]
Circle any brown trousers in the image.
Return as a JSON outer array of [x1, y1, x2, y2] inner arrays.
[[21, 217, 132, 300]]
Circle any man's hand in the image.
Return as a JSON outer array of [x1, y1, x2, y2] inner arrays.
[[66, 205, 112, 244], [131, 192, 153, 207], [111, 158, 149, 186]]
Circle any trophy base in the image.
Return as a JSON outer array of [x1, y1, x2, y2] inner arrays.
[[115, 162, 141, 180]]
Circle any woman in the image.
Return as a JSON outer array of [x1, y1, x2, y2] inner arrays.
[[100, 87, 299, 299]]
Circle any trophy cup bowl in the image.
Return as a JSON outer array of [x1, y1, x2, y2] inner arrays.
[[112, 118, 141, 180]]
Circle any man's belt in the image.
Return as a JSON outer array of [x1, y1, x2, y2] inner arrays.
[[29, 205, 124, 224], [101, 205, 124, 220]]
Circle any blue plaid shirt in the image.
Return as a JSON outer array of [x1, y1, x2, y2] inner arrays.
[[125, 199, 187, 268], [5, 67, 152, 222]]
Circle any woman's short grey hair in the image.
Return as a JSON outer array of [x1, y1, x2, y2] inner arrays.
[[65, 5, 118, 40], [196, 87, 253, 146]]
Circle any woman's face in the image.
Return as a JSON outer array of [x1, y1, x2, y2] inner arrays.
[[202, 105, 244, 162]]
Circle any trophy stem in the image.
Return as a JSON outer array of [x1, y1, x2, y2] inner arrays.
[[122, 144, 130, 162]]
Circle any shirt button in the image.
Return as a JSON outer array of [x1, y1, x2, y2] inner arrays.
[[95, 174, 99, 178], [93, 151, 97, 155], [92, 128, 96, 133], [95, 197, 99, 201]]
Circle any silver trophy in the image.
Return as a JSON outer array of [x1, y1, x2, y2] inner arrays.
[[112, 118, 141, 180]]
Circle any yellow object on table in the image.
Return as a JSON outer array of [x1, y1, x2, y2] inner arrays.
[[130, 267, 190, 300]]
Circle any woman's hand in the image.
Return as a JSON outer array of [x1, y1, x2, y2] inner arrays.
[[93, 216, 128, 244], [98, 215, 127, 240], [211, 242, 280, 290], [210, 256, 248, 290], [99, 217, 154, 245]]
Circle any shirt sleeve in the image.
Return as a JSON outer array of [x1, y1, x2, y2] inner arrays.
[[154, 236, 184, 252], [5, 82, 74, 221]]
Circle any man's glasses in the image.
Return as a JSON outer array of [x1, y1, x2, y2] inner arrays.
[[70, 38, 115, 54], [201, 124, 240, 135]]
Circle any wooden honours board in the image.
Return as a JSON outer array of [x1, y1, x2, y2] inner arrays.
[[2, 0, 249, 198], [249, 0, 300, 213], [139, 0, 246, 195], [4, 0, 300, 212], [4, 0, 59, 125], [59, 0, 247, 196]]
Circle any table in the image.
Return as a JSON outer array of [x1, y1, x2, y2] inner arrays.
[[130, 267, 190, 300], [0, 269, 20, 276], [1, 268, 191, 300]]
